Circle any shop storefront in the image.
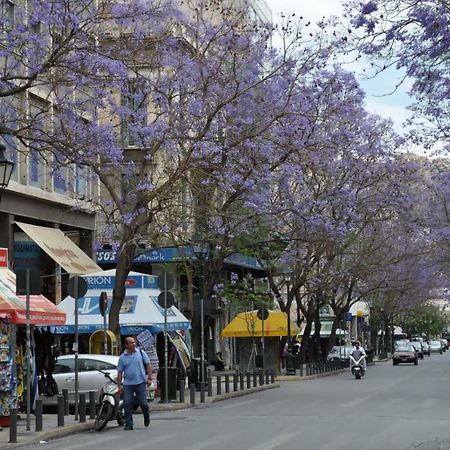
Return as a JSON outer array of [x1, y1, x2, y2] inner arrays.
[[0, 268, 65, 426]]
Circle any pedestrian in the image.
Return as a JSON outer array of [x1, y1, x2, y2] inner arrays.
[[117, 337, 152, 430]]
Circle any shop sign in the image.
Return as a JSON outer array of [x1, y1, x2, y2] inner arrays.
[[0, 248, 8, 268]]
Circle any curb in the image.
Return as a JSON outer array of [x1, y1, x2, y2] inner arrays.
[[2, 422, 94, 450], [1, 384, 280, 448], [276, 369, 347, 381]]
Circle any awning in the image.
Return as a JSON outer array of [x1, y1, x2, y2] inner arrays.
[[221, 310, 300, 338], [0, 270, 66, 325], [15, 221, 102, 275], [53, 269, 191, 334]]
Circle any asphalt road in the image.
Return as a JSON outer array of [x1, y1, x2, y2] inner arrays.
[[32, 352, 450, 450]]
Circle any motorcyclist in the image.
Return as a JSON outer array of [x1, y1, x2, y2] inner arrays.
[[351, 341, 367, 372]]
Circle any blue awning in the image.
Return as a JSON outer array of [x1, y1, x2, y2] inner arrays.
[[97, 247, 264, 271]]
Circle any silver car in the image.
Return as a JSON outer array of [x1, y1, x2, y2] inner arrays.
[[41, 354, 119, 404], [327, 346, 355, 362], [429, 340, 443, 354]]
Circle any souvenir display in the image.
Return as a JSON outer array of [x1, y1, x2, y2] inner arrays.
[[0, 331, 17, 417]]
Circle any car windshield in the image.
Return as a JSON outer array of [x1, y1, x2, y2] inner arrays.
[[430, 341, 441, 346], [395, 345, 413, 352]]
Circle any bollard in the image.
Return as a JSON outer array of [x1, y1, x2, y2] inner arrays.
[[200, 381, 205, 403], [207, 376, 213, 397], [225, 374, 230, 393], [35, 399, 43, 432], [239, 372, 244, 390], [62, 388, 69, 416], [179, 380, 185, 403], [216, 376, 222, 395], [253, 370, 257, 388], [265, 370, 270, 385], [259, 369, 264, 386], [9, 408, 17, 443], [190, 383, 196, 405], [270, 369, 275, 384], [79, 393, 86, 423], [57, 395, 65, 427], [233, 373, 238, 392], [246, 372, 251, 389], [89, 391, 96, 419], [300, 364, 303, 377]]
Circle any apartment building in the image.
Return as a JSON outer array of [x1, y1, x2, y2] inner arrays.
[[0, 0, 99, 300]]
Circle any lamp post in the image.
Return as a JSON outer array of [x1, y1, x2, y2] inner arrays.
[[192, 239, 208, 391], [283, 271, 295, 375], [0, 142, 15, 201]]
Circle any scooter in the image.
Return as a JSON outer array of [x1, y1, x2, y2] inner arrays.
[[349, 354, 366, 380], [94, 370, 125, 431]]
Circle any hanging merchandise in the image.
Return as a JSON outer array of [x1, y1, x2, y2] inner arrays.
[[137, 330, 159, 399], [0, 327, 17, 421]]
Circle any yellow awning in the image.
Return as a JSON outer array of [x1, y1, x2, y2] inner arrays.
[[15, 222, 102, 275], [221, 310, 300, 338]]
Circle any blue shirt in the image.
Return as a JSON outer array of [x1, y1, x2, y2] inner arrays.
[[117, 349, 150, 385]]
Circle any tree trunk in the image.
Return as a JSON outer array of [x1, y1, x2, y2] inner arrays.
[[109, 241, 135, 347], [299, 319, 312, 364]]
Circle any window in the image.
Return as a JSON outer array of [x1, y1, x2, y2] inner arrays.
[[75, 164, 88, 198], [0, 99, 18, 181], [28, 101, 47, 188], [54, 359, 75, 374], [53, 151, 67, 193], [121, 79, 148, 147], [1, 0, 15, 31], [80, 358, 116, 372]]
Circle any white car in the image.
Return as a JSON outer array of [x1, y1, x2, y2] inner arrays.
[[428, 340, 443, 354], [42, 354, 119, 404]]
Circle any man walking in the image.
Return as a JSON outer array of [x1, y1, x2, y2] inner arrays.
[[117, 337, 152, 430]]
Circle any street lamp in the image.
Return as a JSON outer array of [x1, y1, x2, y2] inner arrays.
[[283, 271, 295, 375], [0, 142, 15, 201], [192, 238, 208, 391]]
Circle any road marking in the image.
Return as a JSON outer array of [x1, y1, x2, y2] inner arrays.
[[251, 431, 300, 450], [220, 398, 257, 409]]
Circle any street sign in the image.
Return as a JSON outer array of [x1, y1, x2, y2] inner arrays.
[[346, 312, 352, 322], [66, 276, 88, 299], [257, 306, 269, 321], [157, 272, 174, 291], [158, 291, 175, 309]]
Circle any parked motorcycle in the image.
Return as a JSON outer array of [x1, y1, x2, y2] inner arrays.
[[94, 370, 125, 431], [349, 353, 366, 380]]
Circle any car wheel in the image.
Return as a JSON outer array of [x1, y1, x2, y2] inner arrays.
[[393, 361, 397, 366], [414, 359, 418, 365], [420, 355, 424, 359]]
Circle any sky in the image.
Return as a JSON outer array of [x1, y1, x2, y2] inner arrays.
[[264, 0, 412, 133]]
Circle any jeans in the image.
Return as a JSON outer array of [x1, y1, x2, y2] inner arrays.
[[123, 382, 149, 428]]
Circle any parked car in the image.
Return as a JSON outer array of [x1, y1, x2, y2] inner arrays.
[[410, 341, 424, 359], [395, 339, 410, 347], [326, 346, 355, 362], [420, 341, 431, 356], [393, 344, 418, 365], [41, 354, 120, 405], [429, 340, 443, 354]]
